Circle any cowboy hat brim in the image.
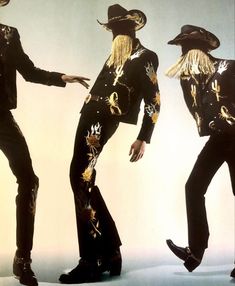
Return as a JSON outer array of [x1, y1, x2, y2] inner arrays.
[[168, 25, 220, 50], [0, 0, 10, 7]]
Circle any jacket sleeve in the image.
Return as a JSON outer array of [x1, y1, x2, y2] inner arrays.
[[12, 28, 66, 87], [137, 51, 160, 143]]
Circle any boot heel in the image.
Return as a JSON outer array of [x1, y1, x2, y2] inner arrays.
[[109, 256, 122, 276], [184, 255, 201, 272], [109, 258, 122, 276]]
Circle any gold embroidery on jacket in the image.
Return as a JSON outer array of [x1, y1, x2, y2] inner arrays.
[[211, 80, 222, 102], [106, 92, 122, 115], [113, 65, 124, 86], [217, 61, 228, 75], [145, 104, 159, 124], [145, 62, 157, 85], [130, 48, 146, 60], [219, 106, 235, 125], [153, 92, 161, 106], [191, 84, 197, 106]]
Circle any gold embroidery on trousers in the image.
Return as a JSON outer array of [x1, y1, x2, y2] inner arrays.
[[82, 123, 102, 182], [195, 112, 202, 133], [29, 183, 38, 215]]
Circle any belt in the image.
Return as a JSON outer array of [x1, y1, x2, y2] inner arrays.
[[85, 94, 104, 104]]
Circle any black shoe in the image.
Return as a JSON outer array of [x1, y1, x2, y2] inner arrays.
[[166, 239, 201, 272], [59, 258, 101, 284], [100, 249, 122, 276], [230, 267, 235, 278], [13, 255, 38, 286]]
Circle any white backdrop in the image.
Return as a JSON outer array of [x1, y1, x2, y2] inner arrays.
[[0, 0, 234, 274]]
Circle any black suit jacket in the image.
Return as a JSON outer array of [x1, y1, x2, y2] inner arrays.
[[180, 57, 235, 136], [0, 23, 65, 110], [85, 39, 160, 143]]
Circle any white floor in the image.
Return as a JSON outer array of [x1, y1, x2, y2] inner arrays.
[[1, 255, 235, 286]]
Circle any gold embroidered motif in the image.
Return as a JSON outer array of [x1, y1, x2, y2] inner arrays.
[[217, 61, 228, 75], [195, 112, 202, 133], [191, 84, 197, 106], [219, 106, 235, 125], [106, 92, 122, 115], [130, 47, 146, 60], [82, 123, 102, 182], [29, 183, 38, 215], [86, 134, 101, 149], [113, 65, 124, 86], [153, 92, 161, 106], [90, 220, 101, 238], [82, 205, 102, 238], [125, 13, 145, 28], [82, 166, 93, 182], [211, 80, 221, 102], [151, 112, 159, 124], [145, 62, 157, 85], [145, 104, 159, 124]]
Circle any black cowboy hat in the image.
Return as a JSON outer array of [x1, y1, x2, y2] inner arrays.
[[97, 4, 147, 31], [0, 0, 10, 7], [168, 24, 220, 50]]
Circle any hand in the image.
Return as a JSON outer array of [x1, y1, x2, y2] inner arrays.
[[129, 139, 146, 162], [62, 75, 90, 89]]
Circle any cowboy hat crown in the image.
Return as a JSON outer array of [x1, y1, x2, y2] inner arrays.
[[168, 24, 220, 50], [98, 4, 147, 31]]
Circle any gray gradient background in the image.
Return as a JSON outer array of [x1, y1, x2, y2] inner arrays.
[[0, 0, 235, 285]]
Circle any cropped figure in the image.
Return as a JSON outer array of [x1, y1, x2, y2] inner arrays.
[[0, 1, 89, 286], [59, 4, 160, 284], [166, 24, 235, 277]]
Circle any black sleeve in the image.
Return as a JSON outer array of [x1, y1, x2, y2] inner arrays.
[[137, 51, 160, 143], [12, 28, 66, 87]]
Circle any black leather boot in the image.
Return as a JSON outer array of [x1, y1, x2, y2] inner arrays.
[[59, 258, 101, 284], [230, 267, 235, 278], [99, 249, 122, 276], [13, 255, 38, 286], [166, 239, 201, 272]]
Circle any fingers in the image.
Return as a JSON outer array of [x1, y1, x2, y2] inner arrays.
[[73, 76, 90, 82], [78, 76, 90, 81], [129, 152, 144, 162], [78, 80, 90, 89]]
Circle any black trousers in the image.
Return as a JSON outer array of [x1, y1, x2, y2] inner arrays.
[[186, 131, 235, 258], [0, 110, 38, 258], [70, 101, 121, 260]]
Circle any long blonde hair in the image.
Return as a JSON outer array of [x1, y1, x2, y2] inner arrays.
[[106, 35, 133, 68], [166, 49, 215, 78]]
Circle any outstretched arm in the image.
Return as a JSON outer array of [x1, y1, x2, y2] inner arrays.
[[61, 75, 90, 89], [137, 52, 160, 144], [129, 139, 146, 162]]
